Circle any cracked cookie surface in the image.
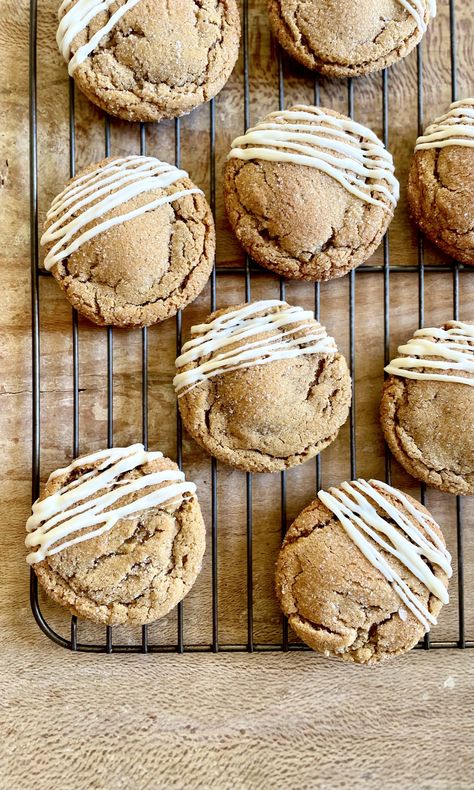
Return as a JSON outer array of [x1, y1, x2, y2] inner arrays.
[[61, 0, 241, 122], [42, 156, 215, 328], [275, 483, 449, 665], [30, 451, 206, 626], [407, 144, 474, 265], [267, 0, 434, 77], [175, 301, 352, 472], [224, 106, 397, 282], [380, 322, 474, 496]]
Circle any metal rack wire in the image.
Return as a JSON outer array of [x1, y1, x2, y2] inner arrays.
[[29, 0, 473, 653]]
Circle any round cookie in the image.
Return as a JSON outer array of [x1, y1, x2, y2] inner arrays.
[[41, 156, 215, 327], [173, 299, 352, 472], [381, 321, 474, 496], [407, 98, 474, 265], [57, 0, 241, 123], [224, 105, 399, 281], [275, 478, 451, 665], [267, 0, 436, 78], [26, 444, 206, 626]]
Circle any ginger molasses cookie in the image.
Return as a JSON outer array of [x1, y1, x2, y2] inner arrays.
[[276, 479, 452, 664], [57, 0, 240, 122], [381, 321, 474, 495], [407, 98, 474, 265], [267, 0, 436, 78], [173, 299, 351, 472], [224, 105, 399, 281], [41, 155, 215, 327], [26, 444, 206, 625]]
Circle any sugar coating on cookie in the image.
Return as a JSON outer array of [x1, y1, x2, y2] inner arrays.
[[224, 105, 398, 281], [408, 99, 474, 265], [57, 0, 241, 122], [27, 444, 206, 625], [381, 321, 474, 495], [276, 479, 451, 665], [41, 156, 215, 327], [175, 300, 352, 472], [267, 0, 436, 78]]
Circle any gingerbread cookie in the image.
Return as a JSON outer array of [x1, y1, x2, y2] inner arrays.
[[408, 98, 474, 265], [276, 478, 451, 664], [267, 0, 436, 78], [41, 156, 215, 327], [381, 321, 474, 495], [27, 444, 206, 625], [174, 299, 351, 472], [224, 105, 398, 281], [57, 0, 241, 122]]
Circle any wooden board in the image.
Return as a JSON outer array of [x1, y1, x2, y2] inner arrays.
[[0, 1, 473, 788]]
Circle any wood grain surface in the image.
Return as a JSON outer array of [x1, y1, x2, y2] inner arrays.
[[1, 1, 473, 788]]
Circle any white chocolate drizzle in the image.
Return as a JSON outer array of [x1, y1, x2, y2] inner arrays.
[[385, 321, 474, 386], [415, 98, 474, 150], [398, 0, 436, 34], [318, 479, 451, 631], [174, 300, 337, 396], [57, 0, 142, 75], [41, 156, 201, 270], [228, 106, 399, 209], [26, 444, 196, 565]]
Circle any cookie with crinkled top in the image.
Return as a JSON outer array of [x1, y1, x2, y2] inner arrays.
[[58, 0, 241, 122], [41, 156, 215, 328], [275, 481, 449, 664], [267, 0, 435, 78], [28, 448, 206, 626]]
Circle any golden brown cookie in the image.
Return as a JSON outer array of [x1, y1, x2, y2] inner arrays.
[[174, 299, 352, 472], [276, 479, 451, 665], [381, 321, 474, 496], [26, 444, 206, 626], [41, 155, 215, 328], [407, 99, 474, 265], [267, 0, 436, 78], [57, 0, 241, 122], [224, 105, 398, 281]]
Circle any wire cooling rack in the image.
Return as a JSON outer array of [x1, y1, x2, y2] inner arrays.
[[29, 0, 473, 653]]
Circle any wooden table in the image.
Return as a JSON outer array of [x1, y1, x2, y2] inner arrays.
[[1, 1, 473, 788]]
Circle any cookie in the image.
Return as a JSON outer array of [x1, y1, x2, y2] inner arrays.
[[26, 444, 206, 626], [41, 156, 215, 328], [174, 299, 352, 472], [224, 105, 399, 281], [267, 0, 436, 78], [275, 478, 452, 664], [57, 0, 241, 122], [381, 321, 474, 496], [407, 98, 474, 265]]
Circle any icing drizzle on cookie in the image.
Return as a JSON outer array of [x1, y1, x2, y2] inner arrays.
[[318, 479, 451, 631], [174, 300, 337, 396], [385, 321, 474, 386], [57, 0, 142, 75], [41, 156, 201, 270], [398, 0, 436, 34], [228, 106, 399, 209], [26, 444, 196, 565], [415, 99, 474, 150]]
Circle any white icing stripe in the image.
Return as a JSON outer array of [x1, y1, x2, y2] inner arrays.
[[228, 106, 399, 209], [398, 0, 435, 33], [415, 98, 474, 150], [40, 156, 202, 270], [173, 300, 337, 396], [385, 321, 474, 386], [57, 0, 142, 75], [26, 444, 196, 564], [318, 479, 451, 631]]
